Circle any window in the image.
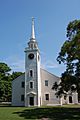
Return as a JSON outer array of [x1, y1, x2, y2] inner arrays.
[[45, 94, 49, 100], [34, 44, 37, 48], [29, 70, 33, 77], [45, 80, 48, 86], [30, 82, 34, 89], [21, 82, 25, 88], [21, 95, 24, 101], [30, 44, 33, 49]]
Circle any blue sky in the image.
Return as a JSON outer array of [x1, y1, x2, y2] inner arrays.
[[0, 0, 80, 76]]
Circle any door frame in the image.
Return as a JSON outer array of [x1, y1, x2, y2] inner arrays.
[[29, 96, 34, 106]]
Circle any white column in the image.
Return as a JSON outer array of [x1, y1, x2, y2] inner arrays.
[[72, 92, 78, 104], [60, 97, 63, 106], [66, 95, 69, 104]]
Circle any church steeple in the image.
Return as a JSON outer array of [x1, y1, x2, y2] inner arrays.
[[30, 17, 35, 41], [28, 18, 38, 49], [25, 18, 41, 107]]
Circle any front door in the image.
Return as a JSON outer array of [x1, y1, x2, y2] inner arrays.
[[29, 97, 34, 106], [69, 96, 72, 103]]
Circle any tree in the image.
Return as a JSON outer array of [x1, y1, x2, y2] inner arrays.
[[0, 62, 11, 101], [0, 63, 11, 73], [52, 20, 80, 101], [0, 62, 24, 102], [11, 71, 24, 80]]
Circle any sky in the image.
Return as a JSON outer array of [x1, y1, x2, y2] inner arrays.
[[0, 0, 80, 76]]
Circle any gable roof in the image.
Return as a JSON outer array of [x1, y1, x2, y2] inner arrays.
[[40, 68, 60, 79], [12, 73, 25, 81], [12, 68, 59, 81]]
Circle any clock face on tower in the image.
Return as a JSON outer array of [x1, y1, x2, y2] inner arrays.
[[28, 53, 34, 59]]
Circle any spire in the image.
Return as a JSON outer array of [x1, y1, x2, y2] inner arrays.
[[27, 17, 38, 49], [30, 17, 35, 40]]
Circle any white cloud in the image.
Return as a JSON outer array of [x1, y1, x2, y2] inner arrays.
[[41, 59, 66, 77], [3, 51, 65, 77], [46, 60, 58, 68], [5, 55, 25, 72], [40, 51, 66, 76], [41, 60, 59, 69], [41, 51, 59, 69]]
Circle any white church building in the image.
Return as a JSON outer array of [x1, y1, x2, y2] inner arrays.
[[12, 18, 78, 106]]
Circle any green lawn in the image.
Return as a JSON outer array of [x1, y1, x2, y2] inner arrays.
[[0, 105, 80, 120]]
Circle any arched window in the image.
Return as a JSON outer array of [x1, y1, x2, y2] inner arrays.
[[29, 81, 34, 89], [29, 70, 34, 77]]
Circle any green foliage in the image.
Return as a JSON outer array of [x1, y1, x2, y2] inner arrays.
[[57, 20, 80, 65], [0, 62, 23, 102], [0, 62, 11, 102], [53, 20, 80, 100], [0, 62, 11, 73], [11, 72, 24, 80]]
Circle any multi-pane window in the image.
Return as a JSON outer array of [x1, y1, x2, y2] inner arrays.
[[21, 82, 25, 88], [30, 82, 33, 89], [45, 94, 49, 100], [29, 70, 33, 77], [21, 95, 24, 101], [45, 80, 48, 86]]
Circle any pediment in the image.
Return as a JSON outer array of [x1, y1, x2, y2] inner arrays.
[[27, 91, 36, 95]]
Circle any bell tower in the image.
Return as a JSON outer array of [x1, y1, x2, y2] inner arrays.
[[24, 18, 41, 106]]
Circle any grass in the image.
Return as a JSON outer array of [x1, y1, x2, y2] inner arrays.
[[0, 105, 80, 120]]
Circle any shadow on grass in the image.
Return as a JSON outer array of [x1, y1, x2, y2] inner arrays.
[[13, 107, 80, 120]]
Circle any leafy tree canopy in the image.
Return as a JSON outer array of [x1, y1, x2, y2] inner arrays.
[[53, 20, 80, 100], [0, 62, 23, 102], [11, 71, 24, 80], [0, 62, 11, 74]]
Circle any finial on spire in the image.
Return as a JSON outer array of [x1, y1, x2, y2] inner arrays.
[[31, 17, 35, 40]]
